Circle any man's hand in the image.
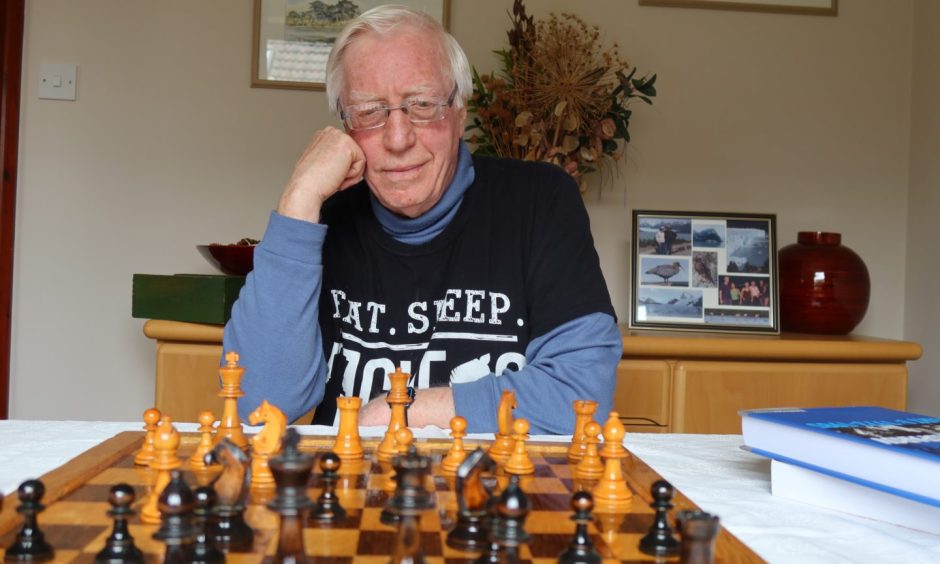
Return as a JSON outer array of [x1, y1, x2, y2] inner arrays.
[[277, 126, 367, 223], [359, 387, 457, 428]]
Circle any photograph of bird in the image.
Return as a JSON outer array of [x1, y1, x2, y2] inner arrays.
[[693, 254, 716, 287], [646, 262, 684, 286]]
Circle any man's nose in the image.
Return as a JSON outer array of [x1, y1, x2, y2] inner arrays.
[[383, 107, 417, 151]]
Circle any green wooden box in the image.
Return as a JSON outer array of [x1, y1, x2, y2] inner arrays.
[[132, 274, 246, 324]]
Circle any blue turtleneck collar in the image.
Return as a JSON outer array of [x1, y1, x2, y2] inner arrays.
[[369, 142, 475, 245]]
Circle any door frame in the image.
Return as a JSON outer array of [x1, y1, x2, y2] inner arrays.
[[0, 0, 25, 419]]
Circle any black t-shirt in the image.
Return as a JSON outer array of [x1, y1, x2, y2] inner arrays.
[[311, 156, 614, 425]]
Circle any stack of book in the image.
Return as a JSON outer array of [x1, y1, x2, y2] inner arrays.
[[740, 406, 940, 535]]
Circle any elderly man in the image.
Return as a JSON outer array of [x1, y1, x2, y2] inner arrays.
[[224, 6, 622, 435]]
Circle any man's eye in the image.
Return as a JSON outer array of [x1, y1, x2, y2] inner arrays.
[[357, 107, 382, 118], [410, 99, 436, 109]]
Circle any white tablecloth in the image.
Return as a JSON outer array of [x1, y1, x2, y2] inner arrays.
[[1, 420, 938, 563]]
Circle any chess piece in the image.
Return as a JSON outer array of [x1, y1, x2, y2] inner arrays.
[[557, 490, 601, 564], [574, 421, 604, 482], [377, 368, 412, 462], [152, 470, 197, 563], [134, 407, 161, 466], [488, 390, 516, 464], [192, 486, 225, 563], [441, 415, 469, 475], [205, 437, 254, 551], [141, 416, 182, 524], [4, 479, 54, 562], [639, 480, 680, 557], [593, 412, 632, 512], [676, 510, 720, 564], [447, 448, 497, 552], [268, 428, 315, 562], [488, 473, 531, 563], [189, 410, 216, 470], [248, 399, 287, 489], [333, 395, 364, 461], [384, 427, 415, 493], [567, 400, 598, 464], [383, 445, 435, 564], [504, 418, 534, 475], [95, 483, 144, 564], [214, 351, 250, 452], [311, 452, 346, 523]]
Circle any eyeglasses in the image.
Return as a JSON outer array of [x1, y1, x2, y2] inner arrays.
[[340, 84, 458, 131]]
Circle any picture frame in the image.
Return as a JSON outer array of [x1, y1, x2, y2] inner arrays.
[[630, 210, 779, 334], [252, 0, 450, 91], [638, 0, 837, 17]]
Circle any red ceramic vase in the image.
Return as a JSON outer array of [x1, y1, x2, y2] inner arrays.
[[778, 232, 870, 335]]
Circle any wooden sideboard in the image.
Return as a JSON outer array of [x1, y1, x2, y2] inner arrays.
[[616, 328, 922, 434], [143, 320, 922, 432]]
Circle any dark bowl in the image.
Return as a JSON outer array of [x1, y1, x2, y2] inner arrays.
[[197, 244, 255, 276]]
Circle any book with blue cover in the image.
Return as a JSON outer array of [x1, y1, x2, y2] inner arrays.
[[740, 406, 940, 505]]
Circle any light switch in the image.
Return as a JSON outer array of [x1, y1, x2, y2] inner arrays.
[[39, 63, 77, 101]]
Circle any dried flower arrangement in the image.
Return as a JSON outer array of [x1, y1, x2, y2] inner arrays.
[[467, 0, 657, 190]]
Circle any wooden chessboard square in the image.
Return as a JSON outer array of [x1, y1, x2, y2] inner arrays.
[[358, 558, 444, 564], [357, 507, 397, 531], [335, 487, 368, 509], [307, 508, 364, 530], [1, 523, 108, 553], [355, 529, 443, 556], [366, 472, 390, 492], [41, 501, 113, 526], [526, 510, 578, 534], [355, 507, 444, 533], [362, 487, 390, 509], [526, 532, 575, 558], [548, 463, 573, 479], [303, 528, 361, 557], [531, 463, 559, 478], [527, 492, 571, 512], [88, 466, 151, 486], [311, 470, 368, 490], [525, 477, 570, 496], [59, 483, 121, 503]]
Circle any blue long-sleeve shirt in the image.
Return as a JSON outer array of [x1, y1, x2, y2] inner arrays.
[[224, 147, 622, 434]]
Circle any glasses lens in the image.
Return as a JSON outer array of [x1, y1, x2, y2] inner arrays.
[[348, 102, 387, 130], [406, 98, 445, 122]]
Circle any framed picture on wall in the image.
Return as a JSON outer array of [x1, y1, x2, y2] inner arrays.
[[638, 0, 837, 17], [630, 210, 779, 334], [252, 0, 450, 91]]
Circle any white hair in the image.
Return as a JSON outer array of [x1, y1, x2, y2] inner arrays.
[[325, 4, 472, 114]]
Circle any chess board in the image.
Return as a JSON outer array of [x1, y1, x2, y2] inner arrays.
[[0, 432, 763, 563]]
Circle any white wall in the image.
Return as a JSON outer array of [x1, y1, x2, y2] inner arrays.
[[11, 0, 926, 420], [905, 0, 940, 417]]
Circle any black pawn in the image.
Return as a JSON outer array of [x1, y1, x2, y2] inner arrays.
[[4, 479, 54, 562], [311, 451, 346, 523], [480, 474, 530, 564], [95, 483, 144, 564], [152, 470, 197, 564], [192, 486, 224, 563], [639, 479, 680, 557], [557, 491, 600, 564], [676, 510, 720, 564]]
